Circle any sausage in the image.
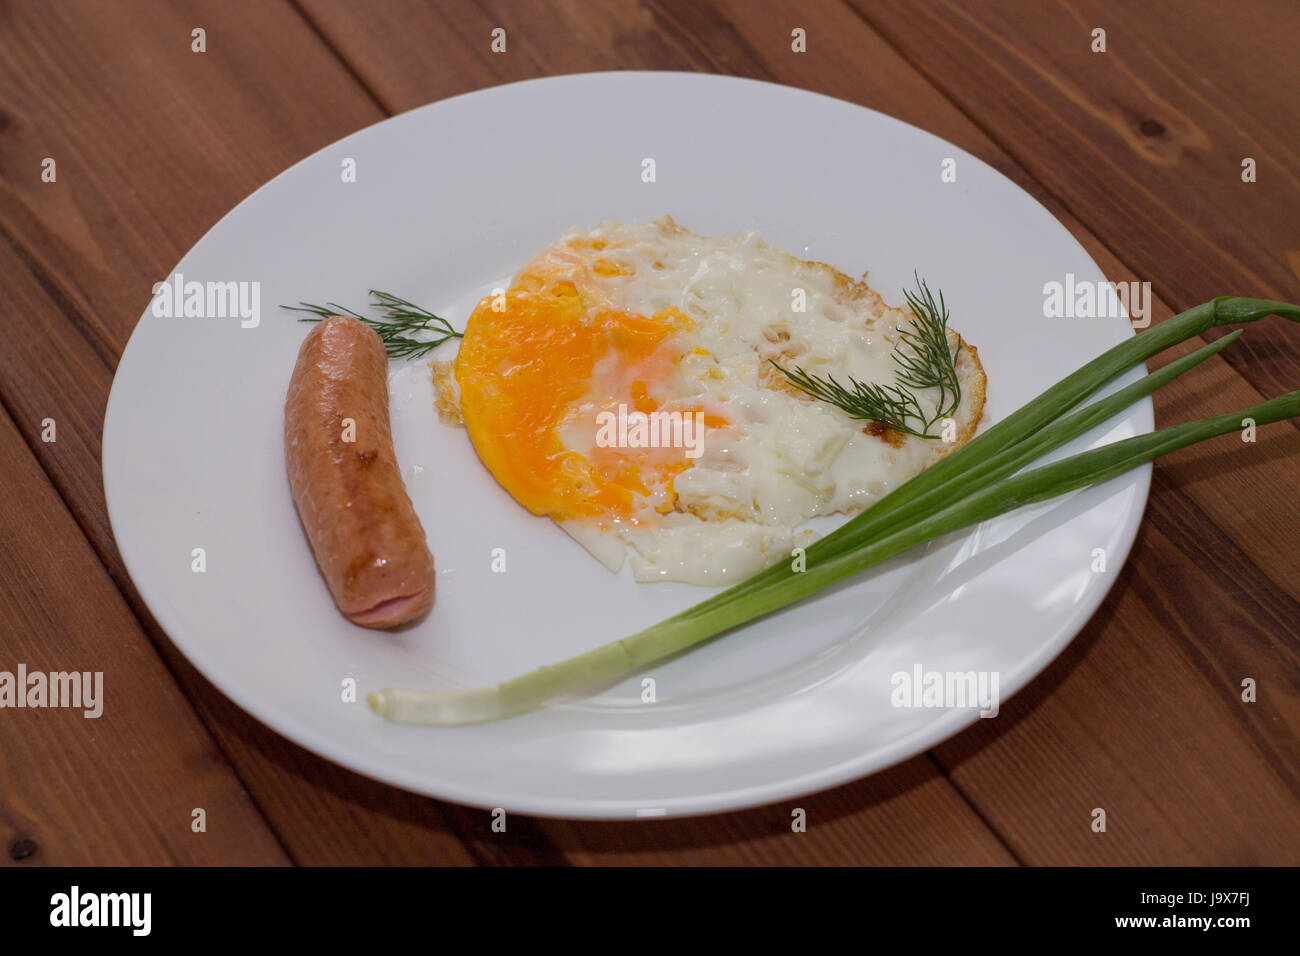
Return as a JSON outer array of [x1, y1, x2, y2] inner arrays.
[[284, 315, 435, 628]]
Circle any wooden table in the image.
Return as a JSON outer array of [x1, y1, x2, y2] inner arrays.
[[1, 0, 1296, 866]]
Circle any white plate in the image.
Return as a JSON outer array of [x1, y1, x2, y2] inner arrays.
[[103, 73, 1149, 819]]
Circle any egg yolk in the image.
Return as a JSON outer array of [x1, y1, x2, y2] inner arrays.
[[456, 270, 718, 526]]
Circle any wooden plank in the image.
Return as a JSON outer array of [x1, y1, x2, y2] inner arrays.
[[1140, 313, 1300, 604], [929, 264, 1300, 865], [546, 758, 1015, 865], [0, 0, 383, 345], [933, 492, 1300, 865], [0, 0, 484, 865], [0, 402, 289, 866], [854, 0, 1300, 399], [3, 0, 1293, 862], [298, 0, 1300, 862]]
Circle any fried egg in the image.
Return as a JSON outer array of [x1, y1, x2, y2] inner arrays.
[[438, 217, 986, 585]]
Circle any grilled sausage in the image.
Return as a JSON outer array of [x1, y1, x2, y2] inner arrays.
[[284, 315, 435, 628]]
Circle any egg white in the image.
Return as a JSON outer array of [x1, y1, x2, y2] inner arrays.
[[443, 217, 985, 586]]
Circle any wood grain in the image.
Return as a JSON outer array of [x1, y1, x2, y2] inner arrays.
[[543, 758, 1015, 865], [934, 493, 1300, 865], [0, 0, 486, 866], [855, 0, 1300, 399], [0, 0, 1294, 863], [0, 398, 288, 866]]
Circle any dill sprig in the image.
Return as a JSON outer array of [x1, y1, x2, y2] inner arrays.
[[283, 291, 461, 360], [773, 275, 963, 439]]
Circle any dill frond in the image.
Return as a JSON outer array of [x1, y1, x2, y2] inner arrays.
[[284, 291, 461, 360], [773, 275, 963, 439]]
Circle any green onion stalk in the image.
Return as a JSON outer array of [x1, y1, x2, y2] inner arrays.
[[369, 297, 1300, 725]]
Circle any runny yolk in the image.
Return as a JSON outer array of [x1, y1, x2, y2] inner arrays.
[[455, 275, 721, 526]]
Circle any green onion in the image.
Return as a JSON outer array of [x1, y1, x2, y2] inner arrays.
[[710, 328, 1241, 613], [661, 298, 1296, 623], [368, 297, 1300, 725]]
